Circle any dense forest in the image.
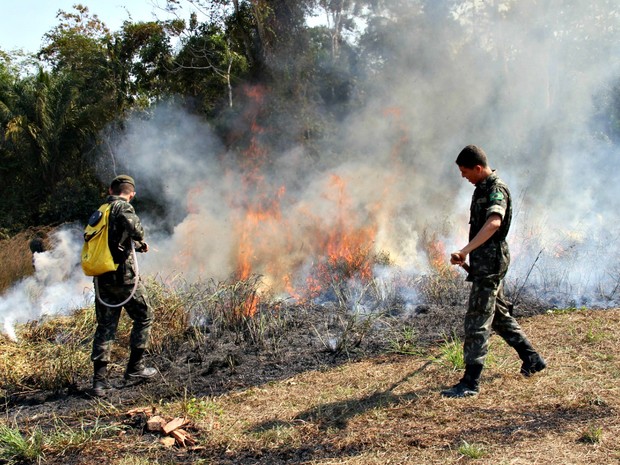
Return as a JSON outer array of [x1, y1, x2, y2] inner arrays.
[[0, 0, 619, 236]]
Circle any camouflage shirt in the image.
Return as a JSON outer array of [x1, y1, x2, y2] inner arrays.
[[468, 171, 512, 281], [99, 195, 145, 285]]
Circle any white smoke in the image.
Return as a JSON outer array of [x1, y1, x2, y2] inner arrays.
[[105, 1, 620, 307], [0, 226, 93, 340], [2, 1, 619, 332]]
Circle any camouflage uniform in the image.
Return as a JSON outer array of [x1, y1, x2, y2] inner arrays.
[[91, 195, 153, 363], [464, 171, 531, 366]]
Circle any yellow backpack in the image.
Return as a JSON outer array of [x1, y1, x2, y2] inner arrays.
[[81, 203, 118, 276]]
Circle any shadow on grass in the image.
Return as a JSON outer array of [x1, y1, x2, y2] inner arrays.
[[442, 402, 615, 448], [194, 408, 614, 465], [185, 368, 615, 465], [251, 360, 434, 433]]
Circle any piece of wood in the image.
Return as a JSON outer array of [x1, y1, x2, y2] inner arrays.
[[159, 436, 176, 447], [162, 417, 187, 434], [170, 428, 196, 447], [146, 415, 166, 432], [126, 407, 152, 416]]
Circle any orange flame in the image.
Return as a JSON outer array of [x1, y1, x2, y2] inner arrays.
[[303, 175, 378, 299], [232, 85, 283, 315], [426, 237, 457, 277], [230, 86, 388, 306]]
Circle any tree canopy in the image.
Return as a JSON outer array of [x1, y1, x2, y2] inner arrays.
[[0, 0, 618, 233]]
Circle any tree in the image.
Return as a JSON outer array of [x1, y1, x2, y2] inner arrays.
[[114, 19, 183, 106], [2, 69, 101, 225]]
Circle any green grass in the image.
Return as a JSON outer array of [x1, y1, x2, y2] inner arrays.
[[388, 325, 425, 356], [579, 425, 603, 444], [45, 418, 122, 455], [437, 332, 465, 370], [0, 423, 45, 464], [458, 439, 486, 458], [179, 395, 224, 420]]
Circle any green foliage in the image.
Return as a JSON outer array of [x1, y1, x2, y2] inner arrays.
[[437, 332, 465, 370], [45, 419, 122, 455], [546, 306, 587, 315], [174, 23, 250, 114], [180, 394, 224, 420], [38, 176, 101, 224], [0, 419, 121, 464], [579, 425, 603, 444], [458, 440, 486, 459], [388, 325, 424, 355], [0, 423, 45, 464]]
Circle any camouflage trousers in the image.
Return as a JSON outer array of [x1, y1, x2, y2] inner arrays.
[[463, 277, 530, 366], [91, 280, 154, 363]]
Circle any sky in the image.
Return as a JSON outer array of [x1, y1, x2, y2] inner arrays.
[[0, 0, 178, 53]]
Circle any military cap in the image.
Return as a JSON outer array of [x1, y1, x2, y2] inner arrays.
[[110, 174, 135, 188]]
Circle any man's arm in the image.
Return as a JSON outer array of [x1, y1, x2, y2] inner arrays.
[[117, 202, 146, 244], [450, 213, 502, 265]]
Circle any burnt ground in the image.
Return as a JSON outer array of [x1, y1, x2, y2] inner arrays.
[[2, 298, 545, 424]]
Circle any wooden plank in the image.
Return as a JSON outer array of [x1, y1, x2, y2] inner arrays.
[[171, 428, 196, 447], [162, 417, 187, 434]]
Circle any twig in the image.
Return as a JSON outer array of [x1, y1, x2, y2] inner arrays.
[[513, 248, 544, 306]]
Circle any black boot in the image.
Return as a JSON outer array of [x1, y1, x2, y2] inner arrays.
[[514, 341, 546, 377], [92, 361, 111, 397], [441, 364, 483, 398], [124, 348, 157, 380]]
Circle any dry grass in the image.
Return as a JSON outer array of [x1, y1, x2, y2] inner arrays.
[[2, 231, 619, 463], [0, 275, 290, 400], [2, 308, 619, 464], [170, 309, 620, 464]]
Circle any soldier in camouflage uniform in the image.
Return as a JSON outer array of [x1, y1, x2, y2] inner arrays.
[[91, 175, 156, 397], [442, 145, 546, 398]]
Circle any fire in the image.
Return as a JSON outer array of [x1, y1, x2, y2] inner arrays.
[[425, 236, 457, 277], [231, 85, 285, 316], [229, 86, 385, 308], [235, 187, 287, 268], [303, 174, 379, 299], [428, 239, 446, 271]]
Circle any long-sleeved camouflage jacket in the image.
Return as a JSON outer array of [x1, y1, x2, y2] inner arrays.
[[468, 171, 512, 281], [98, 195, 145, 285]]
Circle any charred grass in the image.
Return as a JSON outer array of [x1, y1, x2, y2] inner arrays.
[[1, 276, 620, 464]]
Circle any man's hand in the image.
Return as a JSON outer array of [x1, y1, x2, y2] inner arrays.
[[135, 241, 149, 253], [450, 251, 466, 265], [450, 214, 501, 267]]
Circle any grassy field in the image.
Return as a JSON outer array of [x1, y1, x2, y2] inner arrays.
[[1, 229, 618, 464], [1, 306, 618, 464]]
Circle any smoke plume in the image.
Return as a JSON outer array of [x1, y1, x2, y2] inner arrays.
[[0, 227, 92, 340], [2, 1, 620, 335]]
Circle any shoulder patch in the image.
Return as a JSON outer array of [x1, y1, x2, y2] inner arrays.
[[489, 191, 504, 202]]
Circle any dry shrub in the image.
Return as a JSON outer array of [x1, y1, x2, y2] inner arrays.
[[142, 274, 284, 354], [0, 227, 53, 294], [144, 277, 192, 354], [304, 250, 392, 302], [418, 265, 469, 306], [0, 273, 281, 397], [417, 232, 470, 306], [187, 274, 282, 346]]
